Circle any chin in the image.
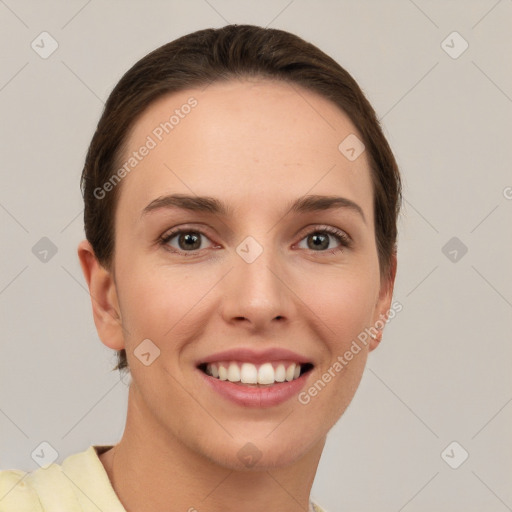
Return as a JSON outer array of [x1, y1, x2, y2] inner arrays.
[[202, 432, 319, 472]]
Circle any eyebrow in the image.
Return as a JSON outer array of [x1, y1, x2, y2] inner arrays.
[[141, 193, 366, 224]]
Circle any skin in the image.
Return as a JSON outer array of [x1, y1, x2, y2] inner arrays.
[[78, 78, 396, 512]]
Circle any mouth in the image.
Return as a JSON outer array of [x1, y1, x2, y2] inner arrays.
[[197, 361, 315, 387], [195, 347, 315, 407]]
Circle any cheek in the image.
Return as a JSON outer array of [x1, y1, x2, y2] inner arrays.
[[117, 267, 199, 391], [302, 268, 377, 344], [115, 256, 202, 341]]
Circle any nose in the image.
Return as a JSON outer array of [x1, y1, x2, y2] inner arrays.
[[220, 241, 293, 331]]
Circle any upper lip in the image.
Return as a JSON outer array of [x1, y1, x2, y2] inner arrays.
[[196, 347, 313, 366]]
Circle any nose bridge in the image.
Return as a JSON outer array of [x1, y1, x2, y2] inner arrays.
[[225, 233, 290, 323], [237, 234, 281, 296]]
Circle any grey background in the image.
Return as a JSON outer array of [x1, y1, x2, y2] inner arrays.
[[1, 1, 511, 511]]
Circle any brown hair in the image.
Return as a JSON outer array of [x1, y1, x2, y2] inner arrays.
[[80, 24, 402, 373]]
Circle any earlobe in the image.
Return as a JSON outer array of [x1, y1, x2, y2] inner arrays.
[[77, 239, 125, 351]]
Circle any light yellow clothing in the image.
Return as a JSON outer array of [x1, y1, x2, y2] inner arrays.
[[0, 445, 327, 511]]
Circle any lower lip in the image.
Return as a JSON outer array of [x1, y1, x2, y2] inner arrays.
[[198, 369, 311, 408]]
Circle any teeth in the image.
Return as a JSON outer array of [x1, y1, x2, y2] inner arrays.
[[205, 361, 306, 385], [227, 362, 241, 382], [218, 365, 228, 381], [275, 364, 286, 382], [285, 363, 296, 382], [240, 362, 258, 384], [258, 363, 275, 385]]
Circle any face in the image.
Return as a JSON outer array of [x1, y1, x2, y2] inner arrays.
[[89, 78, 395, 469]]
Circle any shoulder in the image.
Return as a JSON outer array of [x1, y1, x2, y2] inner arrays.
[[310, 501, 328, 512], [0, 462, 80, 511], [0, 467, 43, 511], [0, 445, 111, 511]]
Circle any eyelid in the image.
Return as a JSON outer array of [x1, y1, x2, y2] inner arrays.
[[158, 224, 217, 253], [158, 223, 352, 255], [293, 224, 352, 252], [296, 224, 352, 242]]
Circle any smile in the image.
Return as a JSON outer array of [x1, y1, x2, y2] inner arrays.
[[199, 361, 314, 386]]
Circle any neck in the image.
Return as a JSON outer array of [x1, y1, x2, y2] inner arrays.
[[101, 384, 325, 512]]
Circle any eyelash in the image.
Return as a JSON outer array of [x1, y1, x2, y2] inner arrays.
[[157, 225, 352, 257]]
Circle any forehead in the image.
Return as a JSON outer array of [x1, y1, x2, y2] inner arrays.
[[116, 79, 373, 223]]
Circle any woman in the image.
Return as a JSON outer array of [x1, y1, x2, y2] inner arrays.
[[0, 24, 401, 511]]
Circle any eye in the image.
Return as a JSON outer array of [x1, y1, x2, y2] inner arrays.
[[159, 228, 214, 255], [296, 226, 351, 253], [158, 225, 352, 257]]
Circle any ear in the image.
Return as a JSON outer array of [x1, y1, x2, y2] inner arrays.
[[77, 239, 125, 351], [369, 249, 398, 352]]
